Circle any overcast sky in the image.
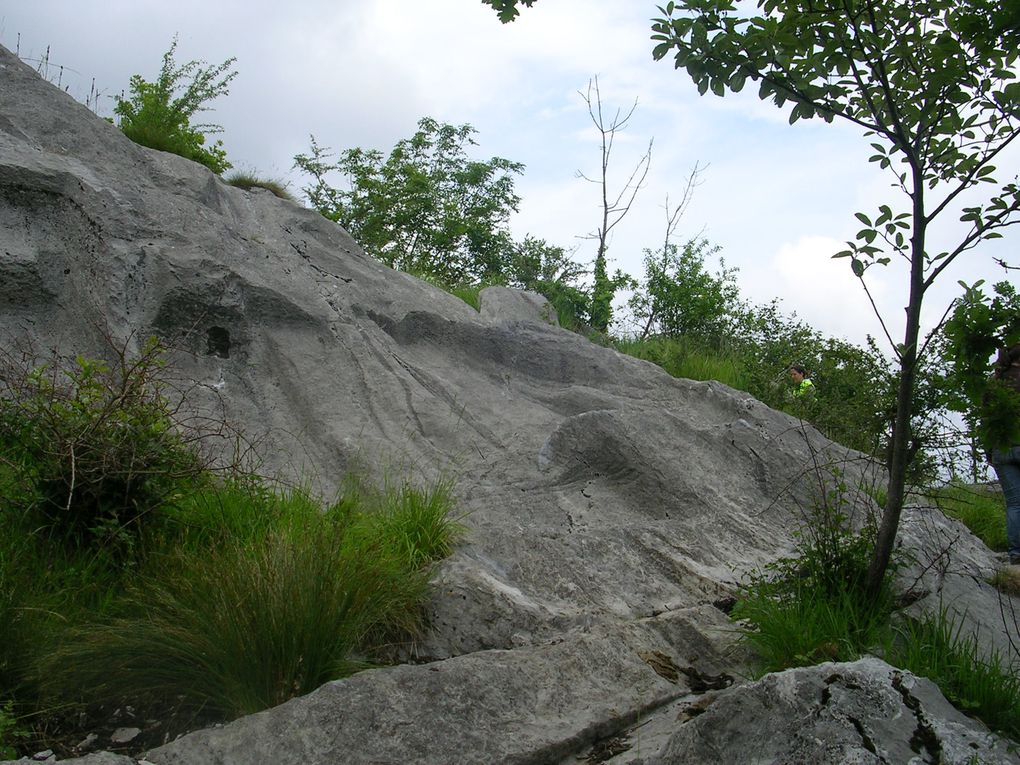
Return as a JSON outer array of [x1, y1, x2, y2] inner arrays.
[[2, 1, 1015, 350]]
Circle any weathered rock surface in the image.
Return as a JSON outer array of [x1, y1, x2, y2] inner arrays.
[[648, 656, 1020, 765], [1, 44, 1018, 764], [144, 608, 735, 765]]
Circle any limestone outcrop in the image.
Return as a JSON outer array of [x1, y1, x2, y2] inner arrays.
[[1, 44, 1017, 764]]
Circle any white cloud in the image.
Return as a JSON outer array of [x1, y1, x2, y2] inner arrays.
[[765, 236, 892, 347]]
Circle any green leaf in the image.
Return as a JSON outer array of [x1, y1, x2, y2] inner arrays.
[[851, 258, 865, 277]]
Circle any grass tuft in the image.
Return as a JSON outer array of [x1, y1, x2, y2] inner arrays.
[[734, 578, 892, 673], [885, 611, 1020, 740], [224, 171, 294, 200], [37, 479, 459, 719]]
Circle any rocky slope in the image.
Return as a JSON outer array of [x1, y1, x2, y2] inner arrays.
[[1, 45, 1017, 764]]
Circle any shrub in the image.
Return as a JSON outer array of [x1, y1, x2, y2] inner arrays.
[[733, 466, 895, 673], [627, 238, 740, 343], [0, 338, 205, 552], [115, 36, 236, 174], [533, 279, 591, 331]]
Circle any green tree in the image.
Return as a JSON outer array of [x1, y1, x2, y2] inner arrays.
[[294, 118, 524, 285], [651, 0, 1020, 596], [630, 238, 739, 342], [114, 36, 237, 174], [507, 236, 591, 330], [507, 236, 586, 291], [942, 280, 1020, 457]]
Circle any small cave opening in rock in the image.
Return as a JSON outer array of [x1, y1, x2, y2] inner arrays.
[[206, 326, 231, 358]]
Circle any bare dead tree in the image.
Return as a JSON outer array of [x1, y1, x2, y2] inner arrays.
[[577, 75, 652, 332], [638, 162, 706, 340]]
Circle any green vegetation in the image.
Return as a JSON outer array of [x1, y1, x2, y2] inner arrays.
[[614, 267, 900, 474], [0, 342, 462, 756], [295, 118, 525, 286], [0, 337, 205, 552], [650, 0, 1020, 600], [114, 36, 237, 174], [942, 281, 1020, 455], [732, 468, 1020, 741], [733, 469, 894, 672], [613, 335, 746, 391], [39, 479, 460, 719], [0, 701, 21, 759], [629, 238, 738, 343], [887, 613, 1020, 741], [224, 171, 294, 200], [294, 118, 599, 325], [930, 483, 1008, 552]]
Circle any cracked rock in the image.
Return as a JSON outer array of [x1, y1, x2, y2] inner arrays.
[[647, 656, 1020, 765]]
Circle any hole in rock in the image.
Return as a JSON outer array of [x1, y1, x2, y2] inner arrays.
[[206, 326, 231, 358]]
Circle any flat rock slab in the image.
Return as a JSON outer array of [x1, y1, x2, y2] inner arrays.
[[143, 608, 739, 765]]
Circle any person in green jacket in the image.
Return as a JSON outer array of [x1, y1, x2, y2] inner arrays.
[[788, 364, 815, 399]]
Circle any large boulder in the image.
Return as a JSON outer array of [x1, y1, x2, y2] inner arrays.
[[0, 42, 851, 661], [1, 45, 1017, 764], [649, 656, 1020, 765]]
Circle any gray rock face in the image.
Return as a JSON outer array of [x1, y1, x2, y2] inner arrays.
[[145, 608, 736, 765], [0, 42, 844, 661], [1, 45, 1017, 764], [649, 656, 1020, 765]]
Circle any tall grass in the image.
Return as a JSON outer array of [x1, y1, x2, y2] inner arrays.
[[734, 579, 892, 672], [38, 480, 461, 719], [337, 477, 463, 569], [929, 483, 1007, 551], [885, 612, 1020, 740], [613, 335, 747, 389]]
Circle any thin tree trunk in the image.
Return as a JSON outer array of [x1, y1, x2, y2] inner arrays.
[[865, 171, 927, 598]]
